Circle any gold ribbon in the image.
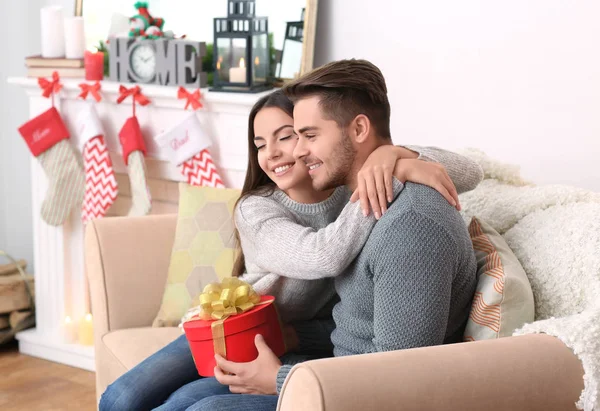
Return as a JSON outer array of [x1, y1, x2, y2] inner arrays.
[[185, 278, 264, 359], [198, 277, 261, 321]]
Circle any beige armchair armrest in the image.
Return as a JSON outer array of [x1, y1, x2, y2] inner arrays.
[[278, 334, 584, 411], [85, 214, 177, 339]]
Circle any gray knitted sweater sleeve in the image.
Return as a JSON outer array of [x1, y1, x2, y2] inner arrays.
[[235, 192, 380, 280], [405, 145, 484, 194], [369, 209, 458, 350], [277, 365, 294, 393]]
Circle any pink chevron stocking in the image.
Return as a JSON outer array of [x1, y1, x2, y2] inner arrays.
[[180, 150, 225, 188], [77, 106, 118, 223], [155, 113, 225, 188], [82, 136, 118, 223]]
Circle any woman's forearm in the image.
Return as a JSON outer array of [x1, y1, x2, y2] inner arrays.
[[236, 182, 397, 281], [402, 145, 483, 193]]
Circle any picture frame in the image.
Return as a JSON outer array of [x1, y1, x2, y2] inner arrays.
[[300, 0, 318, 78], [74, 0, 83, 17]]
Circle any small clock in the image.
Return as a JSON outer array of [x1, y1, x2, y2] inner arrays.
[[110, 38, 208, 87], [129, 42, 157, 83]]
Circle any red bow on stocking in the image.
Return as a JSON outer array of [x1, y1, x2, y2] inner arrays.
[[116, 85, 151, 117], [177, 87, 203, 111], [38, 71, 63, 106], [78, 82, 102, 102]]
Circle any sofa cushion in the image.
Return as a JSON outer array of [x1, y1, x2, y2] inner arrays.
[[153, 183, 241, 327], [102, 327, 182, 370], [464, 217, 535, 341]]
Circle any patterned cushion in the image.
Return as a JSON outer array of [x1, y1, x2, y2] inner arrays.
[[153, 183, 241, 327], [464, 217, 535, 340]]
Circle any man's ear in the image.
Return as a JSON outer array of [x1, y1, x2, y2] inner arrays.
[[352, 114, 371, 144]]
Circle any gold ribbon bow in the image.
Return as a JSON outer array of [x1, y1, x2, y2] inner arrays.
[[184, 278, 264, 359], [198, 277, 261, 321]]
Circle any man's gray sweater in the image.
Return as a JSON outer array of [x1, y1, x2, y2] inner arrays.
[[331, 182, 478, 356], [234, 147, 484, 392]]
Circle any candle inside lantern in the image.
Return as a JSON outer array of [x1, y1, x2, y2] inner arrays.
[[85, 48, 104, 81], [78, 313, 94, 346], [62, 316, 77, 343], [229, 58, 246, 83]]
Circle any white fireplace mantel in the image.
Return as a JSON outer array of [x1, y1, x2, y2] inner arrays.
[[8, 77, 267, 370]]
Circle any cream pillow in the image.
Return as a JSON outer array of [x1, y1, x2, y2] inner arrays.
[[464, 217, 535, 340], [153, 183, 241, 327]]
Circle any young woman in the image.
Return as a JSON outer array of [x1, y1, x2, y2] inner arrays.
[[99, 91, 482, 411]]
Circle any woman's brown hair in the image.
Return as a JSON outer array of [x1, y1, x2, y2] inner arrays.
[[231, 90, 295, 277]]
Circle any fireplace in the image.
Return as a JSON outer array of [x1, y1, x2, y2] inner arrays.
[[8, 77, 265, 370]]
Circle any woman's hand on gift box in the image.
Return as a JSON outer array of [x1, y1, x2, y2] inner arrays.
[[214, 334, 282, 395]]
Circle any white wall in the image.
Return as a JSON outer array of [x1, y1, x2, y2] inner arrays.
[[2, 1, 599, 269], [315, 0, 600, 191], [0, 1, 43, 270]]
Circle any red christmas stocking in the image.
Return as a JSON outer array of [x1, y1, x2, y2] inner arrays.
[[155, 114, 225, 188], [119, 116, 152, 216], [77, 105, 118, 224], [18, 107, 85, 226]]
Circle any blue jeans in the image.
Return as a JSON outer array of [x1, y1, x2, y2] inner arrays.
[[154, 352, 324, 411], [99, 334, 279, 411], [99, 334, 201, 411], [154, 378, 278, 411]]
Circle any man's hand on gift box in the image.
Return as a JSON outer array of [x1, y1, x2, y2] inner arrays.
[[214, 334, 282, 395]]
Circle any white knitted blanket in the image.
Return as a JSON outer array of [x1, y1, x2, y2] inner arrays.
[[459, 149, 600, 410]]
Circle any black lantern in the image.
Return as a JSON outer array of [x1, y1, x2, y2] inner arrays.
[[212, 0, 271, 93]]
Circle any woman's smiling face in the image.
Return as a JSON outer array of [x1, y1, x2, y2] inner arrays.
[[253, 107, 311, 191]]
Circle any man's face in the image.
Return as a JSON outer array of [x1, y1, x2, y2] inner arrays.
[[292, 96, 356, 191]]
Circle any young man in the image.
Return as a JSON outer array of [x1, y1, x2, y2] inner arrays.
[[286, 59, 477, 358], [210, 59, 478, 410]]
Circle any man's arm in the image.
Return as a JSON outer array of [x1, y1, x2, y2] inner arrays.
[[370, 210, 458, 352]]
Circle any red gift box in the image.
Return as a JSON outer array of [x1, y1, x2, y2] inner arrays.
[[183, 295, 286, 377]]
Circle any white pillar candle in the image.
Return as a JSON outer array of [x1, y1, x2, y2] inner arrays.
[[62, 316, 78, 343], [64, 17, 85, 59], [40, 6, 66, 58]]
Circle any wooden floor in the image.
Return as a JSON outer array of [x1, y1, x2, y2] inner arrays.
[[0, 340, 96, 411]]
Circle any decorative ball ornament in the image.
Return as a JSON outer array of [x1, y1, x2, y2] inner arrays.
[[145, 26, 162, 37], [130, 16, 146, 31]]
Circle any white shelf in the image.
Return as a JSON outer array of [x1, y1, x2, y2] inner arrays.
[[16, 328, 95, 371]]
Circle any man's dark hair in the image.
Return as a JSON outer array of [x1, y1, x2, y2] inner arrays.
[[283, 59, 392, 141]]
